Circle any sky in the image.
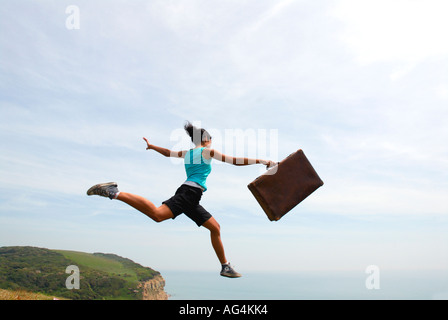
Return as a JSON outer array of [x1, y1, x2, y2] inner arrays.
[[1, 0, 448, 284]]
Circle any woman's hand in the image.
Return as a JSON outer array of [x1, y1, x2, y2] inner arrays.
[[260, 159, 277, 169], [143, 137, 152, 150], [143, 137, 185, 158]]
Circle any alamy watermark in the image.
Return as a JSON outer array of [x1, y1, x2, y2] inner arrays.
[[169, 121, 279, 175], [65, 265, 80, 290], [65, 5, 80, 30], [365, 265, 380, 290]]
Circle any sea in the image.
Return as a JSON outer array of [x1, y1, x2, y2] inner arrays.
[[162, 269, 448, 300]]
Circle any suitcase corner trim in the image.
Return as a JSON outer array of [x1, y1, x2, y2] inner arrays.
[[247, 182, 279, 221]]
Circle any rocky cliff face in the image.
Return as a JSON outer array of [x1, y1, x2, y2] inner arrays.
[[139, 275, 168, 300]]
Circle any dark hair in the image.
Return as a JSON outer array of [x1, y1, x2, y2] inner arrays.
[[184, 121, 212, 146]]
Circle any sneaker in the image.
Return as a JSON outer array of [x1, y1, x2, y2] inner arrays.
[[87, 182, 119, 200], [220, 263, 242, 278]]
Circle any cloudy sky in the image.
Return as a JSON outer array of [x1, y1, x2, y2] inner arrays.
[[1, 0, 448, 284]]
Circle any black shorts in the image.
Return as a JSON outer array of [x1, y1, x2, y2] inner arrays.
[[162, 184, 212, 227]]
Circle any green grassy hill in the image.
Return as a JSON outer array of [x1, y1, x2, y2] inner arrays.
[[0, 288, 66, 300], [0, 246, 160, 300]]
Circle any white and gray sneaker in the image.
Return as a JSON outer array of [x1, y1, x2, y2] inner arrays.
[[220, 263, 242, 278], [87, 182, 119, 200]]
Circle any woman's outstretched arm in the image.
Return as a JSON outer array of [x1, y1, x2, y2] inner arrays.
[[143, 137, 186, 158], [203, 148, 276, 169]]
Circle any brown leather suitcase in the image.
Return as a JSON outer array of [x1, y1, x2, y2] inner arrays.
[[247, 149, 324, 221]]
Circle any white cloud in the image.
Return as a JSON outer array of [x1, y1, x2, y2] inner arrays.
[[315, 177, 448, 216], [332, 0, 448, 65], [245, 0, 296, 34], [435, 84, 448, 100], [389, 62, 417, 81]]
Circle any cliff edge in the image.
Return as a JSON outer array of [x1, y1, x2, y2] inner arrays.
[[140, 274, 169, 300]]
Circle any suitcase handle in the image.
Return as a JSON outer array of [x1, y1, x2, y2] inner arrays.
[[266, 162, 280, 170]]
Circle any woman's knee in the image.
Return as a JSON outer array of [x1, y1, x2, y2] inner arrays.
[[209, 219, 221, 235], [152, 214, 165, 223], [152, 205, 174, 223]]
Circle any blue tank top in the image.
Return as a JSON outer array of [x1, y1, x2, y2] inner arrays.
[[184, 147, 212, 191]]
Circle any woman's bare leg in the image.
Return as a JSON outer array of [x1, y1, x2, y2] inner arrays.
[[202, 217, 227, 264], [116, 192, 174, 222]]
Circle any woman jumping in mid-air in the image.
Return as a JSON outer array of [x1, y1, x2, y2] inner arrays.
[[87, 121, 275, 278]]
